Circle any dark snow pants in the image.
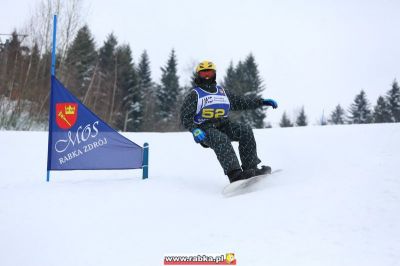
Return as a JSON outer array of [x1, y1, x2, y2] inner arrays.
[[202, 121, 261, 174]]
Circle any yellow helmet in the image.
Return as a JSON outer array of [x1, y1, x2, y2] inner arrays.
[[196, 60, 217, 73]]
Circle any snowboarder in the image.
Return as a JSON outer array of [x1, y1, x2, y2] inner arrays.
[[180, 60, 278, 183]]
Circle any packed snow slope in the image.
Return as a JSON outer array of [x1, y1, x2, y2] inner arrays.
[[1, 123, 399, 266]]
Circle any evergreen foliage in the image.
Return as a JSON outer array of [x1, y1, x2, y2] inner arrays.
[[329, 104, 346, 125], [137, 50, 152, 90], [223, 54, 266, 128], [0, 31, 50, 130], [137, 50, 155, 131], [123, 66, 140, 132], [114, 45, 137, 130], [373, 96, 392, 123], [295, 107, 308, 126], [188, 71, 197, 90], [279, 112, 293, 127], [98, 33, 117, 73], [63, 25, 97, 99], [2, 14, 399, 132], [95, 33, 118, 122], [157, 49, 180, 121], [223, 62, 236, 93], [348, 90, 373, 124], [386, 80, 400, 122]]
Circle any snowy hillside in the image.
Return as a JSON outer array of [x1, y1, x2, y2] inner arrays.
[[1, 123, 399, 266]]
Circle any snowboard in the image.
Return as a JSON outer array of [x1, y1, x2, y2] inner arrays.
[[222, 169, 282, 197]]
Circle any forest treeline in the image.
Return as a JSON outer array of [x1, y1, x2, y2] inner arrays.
[[0, 0, 399, 131], [0, 27, 268, 131]]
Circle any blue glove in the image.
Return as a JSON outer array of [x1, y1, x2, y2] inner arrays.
[[192, 128, 206, 143], [263, 99, 278, 109]]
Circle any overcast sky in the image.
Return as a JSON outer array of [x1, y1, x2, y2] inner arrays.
[[2, 0, 400, 125]]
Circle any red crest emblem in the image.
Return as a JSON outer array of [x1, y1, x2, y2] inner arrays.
[[56, 103, 78, 130]]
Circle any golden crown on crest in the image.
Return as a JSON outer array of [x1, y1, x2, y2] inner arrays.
[[65, 105, 76, 115]]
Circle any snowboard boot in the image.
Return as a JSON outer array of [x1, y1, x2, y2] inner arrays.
[[254, 165, 272, 176], [227, 169, 256, 183]]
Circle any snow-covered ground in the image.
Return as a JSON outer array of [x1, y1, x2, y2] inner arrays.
[[1, 123, 399, 266]]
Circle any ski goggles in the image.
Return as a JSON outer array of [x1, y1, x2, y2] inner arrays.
[[198, 70, 216, 79]]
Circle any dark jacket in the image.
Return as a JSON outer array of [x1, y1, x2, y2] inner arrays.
[[180, 83, 264, 132]]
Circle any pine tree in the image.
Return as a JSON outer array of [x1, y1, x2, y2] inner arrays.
[[222, 62, 236, 92], [157, 49, 180, 121], [137, 51, 152, 89], [23, 43, 41, 101], [348, 90, 373, 124], [189, 71, 197, 89], [225, 54, 266, 128], [63, 25, 97, 99], [373, 96, 392, 123], [221, 62, 238, 121], [279, 111, 293, 127], [137, 50, 154, 131], [295, 107, 308, 126], [123, 68, 140, 132], [0, 32, 22, 129], [386, 80, 400, 122], [94, 33, 118, 122], [223, 60, 241, 123], [0, 38, 9, 98], [4, 31, 22, 98], [114, 44, 137, 130], [98, 34, 117, 73], [329, 104, 346, 124]]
